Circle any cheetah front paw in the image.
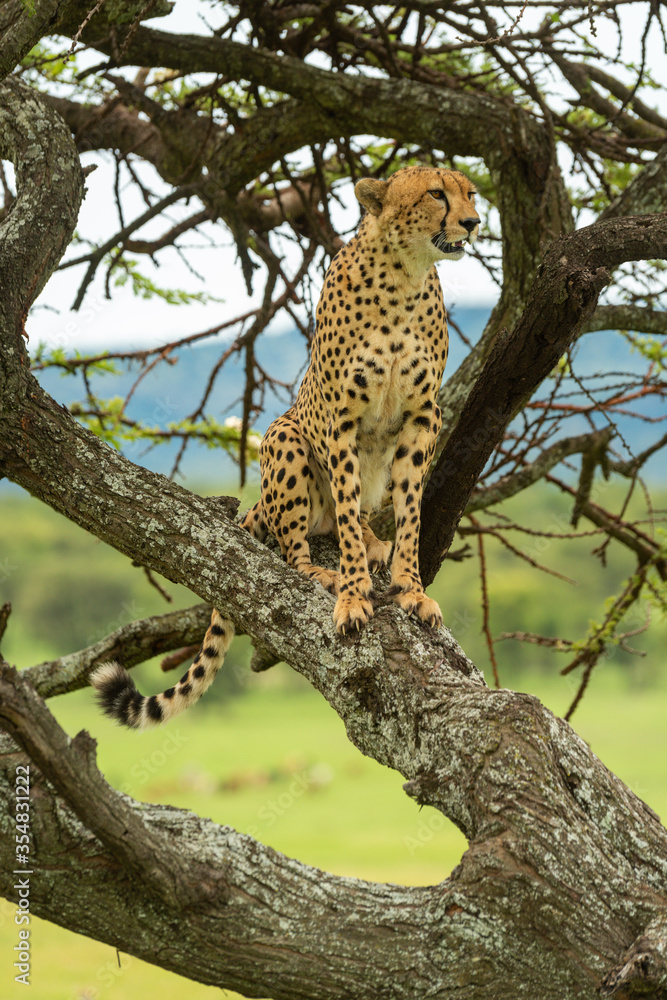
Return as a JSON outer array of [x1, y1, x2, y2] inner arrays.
[[388, 585, 442, 628], [333, 592, 374, 635], [307, 566, 340, 596]]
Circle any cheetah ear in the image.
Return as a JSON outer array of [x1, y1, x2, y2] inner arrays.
[[355, 178, 388, 217]]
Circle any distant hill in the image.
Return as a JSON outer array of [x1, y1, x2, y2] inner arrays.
[[17, 305, 667, 484]]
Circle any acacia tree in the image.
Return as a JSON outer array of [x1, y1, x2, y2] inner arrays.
[[1, 1, 667, 997]]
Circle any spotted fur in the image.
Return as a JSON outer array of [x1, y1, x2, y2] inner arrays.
[[91, 165, 480, 728], [245, 165, 480, 633], [90, 610, 233, 729]]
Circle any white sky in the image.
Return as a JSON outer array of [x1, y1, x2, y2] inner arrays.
[[23, 1, 667, 352]]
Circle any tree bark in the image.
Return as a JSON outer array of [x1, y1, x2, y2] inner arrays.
[[419, 212, 667, 585], [2, 45, 667, 1000]]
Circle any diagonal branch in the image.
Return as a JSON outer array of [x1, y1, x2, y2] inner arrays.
[[465, 428, 615, 514], [420, 213, 667, 587], [0, 663, 226, 909]]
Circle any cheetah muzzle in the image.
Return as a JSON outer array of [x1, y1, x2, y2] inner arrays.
[[91, 165, 480, 729]]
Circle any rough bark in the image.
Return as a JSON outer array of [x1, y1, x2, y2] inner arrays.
[[2, 31, 667, 1000], [0, 0, 80, 81], [3, 631, 667, 1000], [419, 212, 667, 586]]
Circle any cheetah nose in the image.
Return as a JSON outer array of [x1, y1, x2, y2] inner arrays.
[[459, 217, 480, 233]]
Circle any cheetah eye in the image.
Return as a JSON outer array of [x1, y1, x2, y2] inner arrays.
[[429, 190, 449, 211], [468, 191, 476, 201]]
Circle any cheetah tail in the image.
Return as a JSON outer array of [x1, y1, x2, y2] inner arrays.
[[89, 609, 234, 730]]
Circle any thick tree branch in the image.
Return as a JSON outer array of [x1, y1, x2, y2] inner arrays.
[[52, 0, 172, 37], [0, 78, 83, 332], [23, 603, 212, 699], [420, 213, 667, 587], [0, 0, 82, 81], [0, 663, 225, 909], [0, 0, 173, 83]]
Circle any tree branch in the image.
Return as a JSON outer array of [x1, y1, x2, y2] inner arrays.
[[0, 663, 225, 909], [0, 0, 82, 81], [0, 78, 83, 333], [22, 603, 213, 699], [551, 51, 667, 148], [465, 428, 615, 514], [581, 302, 667, 335], [419, 212, 667, 587]]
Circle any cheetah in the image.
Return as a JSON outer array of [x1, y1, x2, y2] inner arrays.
[[91, 165, 480, 728]]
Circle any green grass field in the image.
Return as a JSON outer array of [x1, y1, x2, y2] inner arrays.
[[2, 668, 666, 1000]]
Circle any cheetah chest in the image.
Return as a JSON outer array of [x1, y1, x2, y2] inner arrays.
[[352, 343, 439, 514]]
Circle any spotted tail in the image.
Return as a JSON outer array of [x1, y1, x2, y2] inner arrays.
[[89, 610, 234, 730]]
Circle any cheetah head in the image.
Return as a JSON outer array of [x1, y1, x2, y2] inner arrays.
[[355, 166, 481, 273]]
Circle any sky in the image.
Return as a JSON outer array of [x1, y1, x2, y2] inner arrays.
[[21, 1, 667, 353]]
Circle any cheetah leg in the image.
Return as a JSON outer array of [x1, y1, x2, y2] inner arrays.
[[240, 499, 268, 540], [283, 530, 340, 595], [387, 411, 443, 628], [327, 420, 374, 634], [243, 498, 337, 590], [258, 415, 339, 595], [361, 517, 392, 572]]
